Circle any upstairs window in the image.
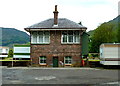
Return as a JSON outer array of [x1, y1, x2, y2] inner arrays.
[[68, 31, 73, 42], [62, 31, 80, 44], [39, 56, 46, 64], [31, 31, 50, 44], [64, 56, 72, 64], [32, 32, 37, 43]]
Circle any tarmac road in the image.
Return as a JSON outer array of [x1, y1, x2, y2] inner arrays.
[[1, 67, 120, 85]]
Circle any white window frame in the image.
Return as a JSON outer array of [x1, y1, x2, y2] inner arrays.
[[64, 56, 72, 64], [31, 31, 50, 44], [31, 31, 37, 44], [61, 31, 80, 44], [39, 56, 46, 64]]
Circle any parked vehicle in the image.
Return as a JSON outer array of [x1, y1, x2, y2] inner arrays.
[[100, 43, 120, 66]]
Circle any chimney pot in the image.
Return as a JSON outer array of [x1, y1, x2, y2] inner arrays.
[[55, 5, 57, 11]]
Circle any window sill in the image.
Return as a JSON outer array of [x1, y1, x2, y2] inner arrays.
[[64, 64, 72, 66], [61, 43, 80, 44], [31, 43, 50, 45], [39, 64, 47, 65]]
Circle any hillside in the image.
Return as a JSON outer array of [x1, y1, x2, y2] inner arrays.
[[0, 28, 30, 48], [87, 15, 119, 37], [87, 30, 94, 38], [108, 15, 120, 24], [88, 15, 119, 53]]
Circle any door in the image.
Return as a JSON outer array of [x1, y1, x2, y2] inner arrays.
[[53, 57, 58, 67]]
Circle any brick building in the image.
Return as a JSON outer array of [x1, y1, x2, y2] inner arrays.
[[25, 5, 88, 67]]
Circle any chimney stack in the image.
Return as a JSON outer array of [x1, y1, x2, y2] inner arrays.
[[53, 5, 59, 25]]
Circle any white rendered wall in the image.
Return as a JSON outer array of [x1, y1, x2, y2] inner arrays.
[[14, 46, 30, 58], [14, 47, 30, 53], [14, 55, 30, 58], [0, 55, 8, 57]]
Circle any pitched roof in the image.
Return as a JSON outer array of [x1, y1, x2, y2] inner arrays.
[[26, 18, 87, 29]]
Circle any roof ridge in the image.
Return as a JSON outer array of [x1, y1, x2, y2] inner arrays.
[[26, 18, 87, 29]]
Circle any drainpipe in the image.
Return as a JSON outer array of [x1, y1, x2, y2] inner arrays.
[[80, 30, 85, 67]]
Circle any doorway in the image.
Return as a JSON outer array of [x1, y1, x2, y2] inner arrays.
[[53, 57, 58, 67]]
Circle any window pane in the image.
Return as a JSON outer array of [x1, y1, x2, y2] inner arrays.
[[40, 56, 46, 64], [68, 60, 71, 64], [62, 31, 67, 43], [38, 31, 43, 43], [68, 31, 73, 42], [62, 31, 67, 35], [40, 60, 43, 63], [40, 57, 43, 59], [68, 31, 73, 35], [44, 60, 46, 63], [44, 36, 49, 42], [74, 31, 79, 35], [63, 35, 67, 42], [32, 32, 37, 43], [65, 56, 72, 64], [44, 31, 49, 35], [65, 60, 68, 64], [74, 35, 80, 43], [44, 35, 49, 43], [74, 31, 80, 43], [39, 37, 43, 43], [38, 31, 43, 35], [68, 35, 73, 42], [44, 31, 50, 43]]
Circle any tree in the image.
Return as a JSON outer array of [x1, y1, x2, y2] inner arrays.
[[89, 23, 115, 53], [26, 42, 30, 44], [8, 49, 13, 58], [117, 23, 120, 42]]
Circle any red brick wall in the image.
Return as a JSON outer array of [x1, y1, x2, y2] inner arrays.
[[30, 31, 82, 67]]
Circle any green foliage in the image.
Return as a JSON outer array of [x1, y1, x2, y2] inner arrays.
[[89, 16, 119, 53], [26, 42, 30, 44], [88, 53, 99, 59], [87, 30, 94, 38], [117, 23, 120, 42], [8, 49, 13, 58]]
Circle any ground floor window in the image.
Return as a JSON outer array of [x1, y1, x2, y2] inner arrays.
[[39, 56, 46, 64], [64, 56, 72, 64]]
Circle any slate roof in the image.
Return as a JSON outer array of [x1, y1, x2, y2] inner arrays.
[[26, 18, 87, 29]]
